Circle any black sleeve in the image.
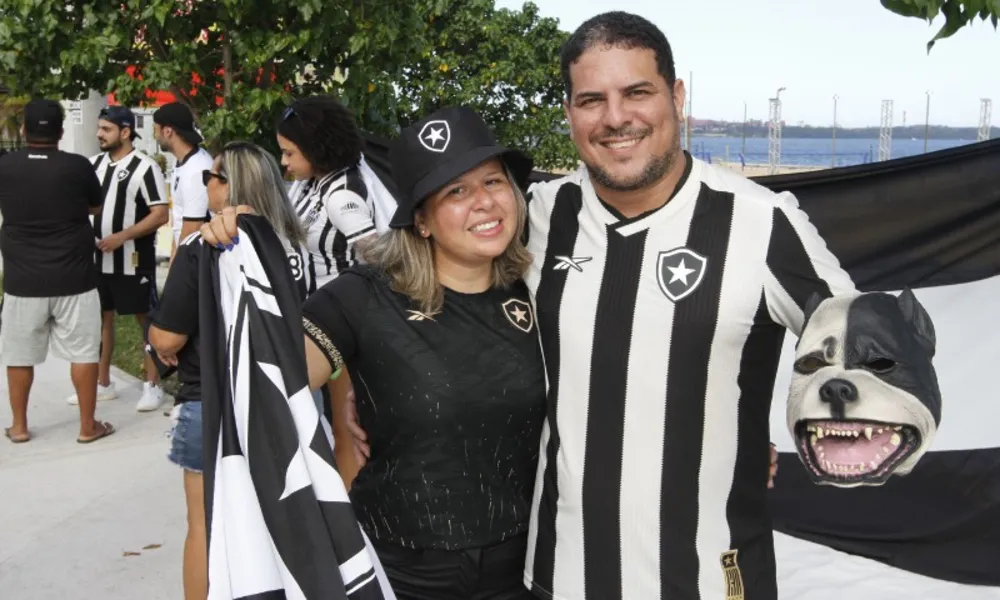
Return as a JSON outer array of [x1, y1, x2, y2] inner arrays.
[[80, 160, 103, 208], [301, 271, 370, 372], [151, 240, 200, 336]]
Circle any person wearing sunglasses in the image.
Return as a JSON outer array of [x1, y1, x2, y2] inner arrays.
[[147, 141, 309, 600], [200, 107, 545, 599]]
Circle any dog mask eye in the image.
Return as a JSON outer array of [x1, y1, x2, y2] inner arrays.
[[864, 357, 897, 373], [794, 355, 827, 374]]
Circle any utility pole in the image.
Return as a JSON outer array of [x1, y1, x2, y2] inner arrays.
[[879, 99, 894, 162], [686, 71, 693, 153], [831, 94, 838, 168], [767, 87, 786, 175], [741, 100, 747, 158], [978, 99, 993, 142], [924, 91, 931, 153]]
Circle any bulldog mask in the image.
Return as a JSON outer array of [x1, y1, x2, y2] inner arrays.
[[786, 288, 941, 488]]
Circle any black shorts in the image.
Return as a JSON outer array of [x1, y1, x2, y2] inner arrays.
[[373, 534, 535, 600], [98, 273, 158, 316]]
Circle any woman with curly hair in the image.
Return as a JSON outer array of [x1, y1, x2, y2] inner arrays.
[[277, 95, 378, 295]]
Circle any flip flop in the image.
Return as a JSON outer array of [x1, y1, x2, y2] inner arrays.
[[77, 421, 116, 444], [4, 427, 30, 443]]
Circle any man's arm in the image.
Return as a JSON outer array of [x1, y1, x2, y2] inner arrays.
[[81, 159, 103, 216], [763, 192, 857, 335], [177, 170, 210, 248], [98, 164, 170, 252]]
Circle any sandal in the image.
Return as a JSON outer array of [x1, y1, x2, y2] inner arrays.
[[77, 421, 116, 444], [4, 427, 30, 443]]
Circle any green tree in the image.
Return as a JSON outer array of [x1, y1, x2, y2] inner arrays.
[[365, 0, 577, 170], [881, 0, 1000, 51], [0, 0, 578, 168]]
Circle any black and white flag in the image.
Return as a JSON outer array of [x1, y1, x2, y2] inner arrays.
[[198, 215, 396, 600]]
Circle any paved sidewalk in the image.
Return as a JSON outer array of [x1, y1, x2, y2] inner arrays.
[[0, 356, 183, 599]]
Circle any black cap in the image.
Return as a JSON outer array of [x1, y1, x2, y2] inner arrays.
[[98, 106, 141, 139], [153, 102, 203, 146], [388, 106, 533, 229], [24, 99, 64, 137]]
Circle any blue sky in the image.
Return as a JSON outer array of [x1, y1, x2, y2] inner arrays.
[[494, 0, 999, 128]]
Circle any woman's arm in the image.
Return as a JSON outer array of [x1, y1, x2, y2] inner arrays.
[[148, 326, 189, 366]]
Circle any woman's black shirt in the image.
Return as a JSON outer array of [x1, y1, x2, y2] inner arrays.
[[302, 265, 546, 551]]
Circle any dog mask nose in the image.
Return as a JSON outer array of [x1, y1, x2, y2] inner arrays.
[[819, 378, 858, 419]]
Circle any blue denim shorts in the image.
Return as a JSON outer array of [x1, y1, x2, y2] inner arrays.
[[168, 401, 203, 473]]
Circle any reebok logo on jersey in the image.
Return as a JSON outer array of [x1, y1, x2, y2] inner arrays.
[[552, 255, 592, 272], [407, 310, 436, 322], [656, 247, 708, 302], [341, 202, 363, 213], [502, 299, 534, 333]]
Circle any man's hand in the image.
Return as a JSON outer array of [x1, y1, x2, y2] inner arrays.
[[97, 232, 127, 253], [768, 443, 778, 489], [200, 205, 254, 249]]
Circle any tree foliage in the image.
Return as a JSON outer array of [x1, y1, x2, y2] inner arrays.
[[0, 0, 577, 169], [881, 0, 1000, 51]]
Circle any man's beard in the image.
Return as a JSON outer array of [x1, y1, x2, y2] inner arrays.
[[158, 140, 170, 152], [584, 126, 681, 193], [99, 139, 122, 153]]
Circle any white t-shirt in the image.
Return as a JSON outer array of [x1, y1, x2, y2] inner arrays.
[[171, 147, 215, 245]]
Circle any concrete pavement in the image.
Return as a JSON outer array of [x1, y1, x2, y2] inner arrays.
[[0, 356, 184, 599]]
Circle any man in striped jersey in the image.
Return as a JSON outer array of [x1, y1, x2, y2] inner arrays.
[[67, 106, 170, 412], [522, 12, 857, 600], [152, 102, 213, 259]]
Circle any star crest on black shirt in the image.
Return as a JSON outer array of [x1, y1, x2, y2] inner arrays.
[[502, 299, 534, 333]]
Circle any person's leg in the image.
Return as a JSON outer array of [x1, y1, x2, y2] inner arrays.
[[69, 277, 117, 405], [168, 401, 207, 599], [1, 295, 50, 442], [182, 471, 207, 600], [52, 290, 114, 442], [116, 274, 163, 411]]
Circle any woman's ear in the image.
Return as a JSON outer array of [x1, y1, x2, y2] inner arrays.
[[414, 210, 431, 239]]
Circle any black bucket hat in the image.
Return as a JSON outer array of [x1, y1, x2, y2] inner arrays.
[[388, 106, 533, 229]]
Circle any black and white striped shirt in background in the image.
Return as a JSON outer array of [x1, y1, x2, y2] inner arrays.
[[91, 150, 169, 276], [289, 167, 378, 294], [521, 154, 857, 600]]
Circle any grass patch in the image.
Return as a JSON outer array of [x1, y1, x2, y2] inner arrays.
[[0, 272, 181, 397]]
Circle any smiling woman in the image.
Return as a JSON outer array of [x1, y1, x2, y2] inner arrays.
[[199, 106, 545, 599]]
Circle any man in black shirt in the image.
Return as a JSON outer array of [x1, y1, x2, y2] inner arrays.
[[0, 99, 115, 444]]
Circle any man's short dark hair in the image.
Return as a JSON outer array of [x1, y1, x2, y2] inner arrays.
[[560, 11, 677, 100], [25, 132, 61, 145], [276, 95, 363, 175]]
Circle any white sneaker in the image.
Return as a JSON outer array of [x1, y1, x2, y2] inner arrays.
[[136, 381, 165, 412], [66, 382, 117, 405]]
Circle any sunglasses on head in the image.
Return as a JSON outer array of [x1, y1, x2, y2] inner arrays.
[[281, 106, 296, 121], [202, 169, 227, 186]]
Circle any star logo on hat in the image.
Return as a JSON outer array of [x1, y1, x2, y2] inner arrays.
[[417, 120, 451, 153]]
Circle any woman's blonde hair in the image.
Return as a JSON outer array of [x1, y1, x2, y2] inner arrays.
[[362, 162, 532, 315], [216, 141, 306, 246]]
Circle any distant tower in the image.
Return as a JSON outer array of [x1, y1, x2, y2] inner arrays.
[[768, 87, 785, 174], [878, 99, 893, 161], [902, 110, 907, 127], [978, 99, 993, 142]]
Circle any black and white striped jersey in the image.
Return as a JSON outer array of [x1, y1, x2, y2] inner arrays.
[[91, 150, 169, 276], [521, 155, 857, 600], [288, 166, 377, 294]]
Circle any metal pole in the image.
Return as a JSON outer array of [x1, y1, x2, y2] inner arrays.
[[686, 71, 693, 153], [924, 91, 930, 153], [832, 94, 838, 168], [741, 100, 747, 158]]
